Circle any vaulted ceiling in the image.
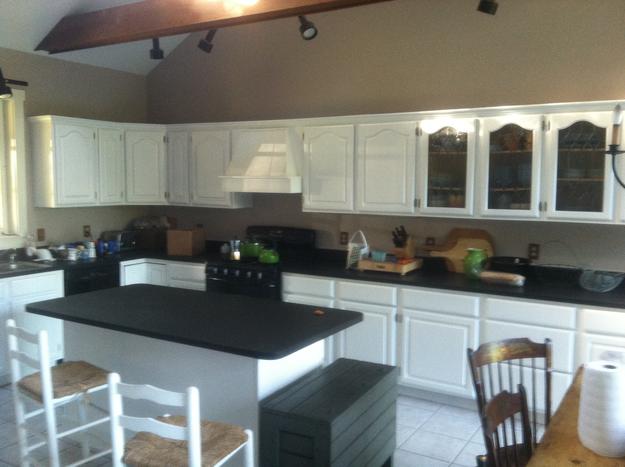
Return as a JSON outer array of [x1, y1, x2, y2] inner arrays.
[[0, 0, 188, 75]]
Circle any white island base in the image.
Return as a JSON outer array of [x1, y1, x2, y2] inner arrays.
[[64, 321, 325, 467]]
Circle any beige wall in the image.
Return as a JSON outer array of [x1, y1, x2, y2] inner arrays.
[[0, 47, 150, 244], [144, 0, 625, 270]]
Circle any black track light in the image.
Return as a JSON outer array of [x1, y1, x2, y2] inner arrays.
[[0, 67, 28, 100], [198, 29, 218, 54], [149, 38, 164, 60], [477, 0, 498, 15], [298, 16, 318, 41]]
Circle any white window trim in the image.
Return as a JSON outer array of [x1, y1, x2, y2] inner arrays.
[[0, 89, 27, 250]]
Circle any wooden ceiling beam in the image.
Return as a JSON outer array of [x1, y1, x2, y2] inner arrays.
[[36, 0, 394, 54]]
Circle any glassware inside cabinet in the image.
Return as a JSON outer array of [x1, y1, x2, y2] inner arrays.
[[487, 124, 533, 211], [555, 121, 606, 212], [427, 126, 467, 208]]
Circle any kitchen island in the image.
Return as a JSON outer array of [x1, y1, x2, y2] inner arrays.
[[26, 284, 363, 467]]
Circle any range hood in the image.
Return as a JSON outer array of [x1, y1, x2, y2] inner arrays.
[[220, 128, 303, 193]]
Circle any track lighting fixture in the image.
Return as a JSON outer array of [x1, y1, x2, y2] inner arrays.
[[0, 67, 28, 100], [298, 16, 318, 41], [477, 0, 498, 15], [149, 38, 164, 60], [198, 29, 218, 54]]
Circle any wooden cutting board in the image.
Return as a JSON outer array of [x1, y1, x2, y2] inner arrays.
[[428, 229, 495, 273]]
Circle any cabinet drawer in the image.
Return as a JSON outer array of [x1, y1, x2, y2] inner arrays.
[[10, 271, 63, 298], [167, 263, 205, 283], [282, 274, 334, 298], [580, 308, 625, 336], [337, 281, 396, 306], [401, 287, 478, 317], [484, 297, 576, 329], [283, 294, 334, 308], [483, 320, 575, 373]]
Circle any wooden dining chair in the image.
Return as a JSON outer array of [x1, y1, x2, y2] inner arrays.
[[481, 385, 533, 467], [467, 337, 552, 449]]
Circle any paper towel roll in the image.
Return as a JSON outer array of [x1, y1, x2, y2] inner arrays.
[[578, 361, 625, 457]]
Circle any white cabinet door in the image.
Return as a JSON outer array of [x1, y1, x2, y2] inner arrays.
[[125, 130, 167, 204], [121, 263, 148, 285], [477, 115, 543, 219], [579, 333, 625, 364], [356, 122, 416, 214], [98, 128, 125, 204], [417, 118, 476, 216], [167, 131, 191, 205], [54, 124, 98, 205], [303, 125, 354, 212], [0, 281, 9, 378], [9, 272, 64, 367], [167, 263, 205, 291], [401, 309, 477, 397], [190, 130, 232, 207], [146, 263, 168, 286], [543, 112, 614, 221], [335, 299, 396, 365]]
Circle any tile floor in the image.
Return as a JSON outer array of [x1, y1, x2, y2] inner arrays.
[[0, 384, 543, 467]]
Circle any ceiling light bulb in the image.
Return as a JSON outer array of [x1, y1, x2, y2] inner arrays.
[[477, 0, 498, 15], [198, 29, 218, 54], [298, 16, 318, 41]]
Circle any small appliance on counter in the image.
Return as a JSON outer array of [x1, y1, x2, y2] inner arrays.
[[100, 230, 137, 251], [206, 226, 316, 300]]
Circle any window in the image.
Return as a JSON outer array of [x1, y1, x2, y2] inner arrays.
[[0, 89, 27, 249]]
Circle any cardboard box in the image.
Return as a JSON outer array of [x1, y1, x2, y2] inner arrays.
[[167, 228, 205, 256]]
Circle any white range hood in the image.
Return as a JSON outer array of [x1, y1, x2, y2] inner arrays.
[[220, 127, 302, 193]]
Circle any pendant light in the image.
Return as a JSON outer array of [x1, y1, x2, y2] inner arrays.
[[477, 0, 498, 15], [198, 30, 218, 53], [0, 67, 28, 100], [149, 38, 164, 60], [298, 16, 318, 40]]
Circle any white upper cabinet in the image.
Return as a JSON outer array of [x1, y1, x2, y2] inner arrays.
[[417, 118, 476, 216], [302, 125, 354, 213], [125, 128, 167, 204], [98, 128, 125, 205], [167, 130, 191, 205], [543, 112, 614, 221], [190, 129, 251, 208], [477, 115, 543, 219], [356, 122, 417, 214], [31, 117, 98, 207]]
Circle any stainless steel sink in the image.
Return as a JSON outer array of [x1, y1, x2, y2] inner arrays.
[[0, 261, 53, 275]]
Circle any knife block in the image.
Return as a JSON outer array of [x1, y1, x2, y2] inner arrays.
[[392, 236, 417, 259]]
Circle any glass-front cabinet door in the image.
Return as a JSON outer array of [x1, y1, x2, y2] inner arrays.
[[544, 112, 614, 221], [418, 118, 476, 215], [478, 116, 543, 218]]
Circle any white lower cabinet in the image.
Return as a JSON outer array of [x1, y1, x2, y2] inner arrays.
[[167, 263, 206, 291], [1, 271, 64, 380], [120, 260, 190, 288], [335, 280, 397, 366], [399, 288, 479, 397], [282, 273, 336, 364], [579, 307, 625, 364]]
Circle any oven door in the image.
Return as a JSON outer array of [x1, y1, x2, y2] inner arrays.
[[205, 276, 280, 300]]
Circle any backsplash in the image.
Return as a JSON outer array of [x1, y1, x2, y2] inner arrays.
[[149, 194, 625, 272]]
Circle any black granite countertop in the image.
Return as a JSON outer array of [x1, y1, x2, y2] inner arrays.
[[26, 284, 363, 360], [7, 247, 625, 310]]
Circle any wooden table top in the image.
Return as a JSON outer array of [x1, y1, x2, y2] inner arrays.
[[528, 367, 625, 467]]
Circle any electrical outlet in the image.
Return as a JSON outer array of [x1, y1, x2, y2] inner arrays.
[[339, 232, 349, 245], [528, 243, 540, 261], [425, 237, 436, 246], [36, 228, 45, 242], [83, 225, 91, 238]]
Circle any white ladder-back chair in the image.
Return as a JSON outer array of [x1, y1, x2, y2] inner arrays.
[[108, 372, 254, 467], [6, 319, 111, 467]]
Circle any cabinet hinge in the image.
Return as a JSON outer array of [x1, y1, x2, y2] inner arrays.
[[415, 126, 422, 137], [163, 136, 169, 143], [541, 118, 550, 132], [93, 132, 96, 140], [395, 314, 403, 324], [414, 198, 421, 208]]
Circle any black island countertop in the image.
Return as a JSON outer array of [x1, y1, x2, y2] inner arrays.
[[26, 284, 363, 360]]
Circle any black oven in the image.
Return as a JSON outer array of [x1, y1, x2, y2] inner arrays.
[[64, 263, 120, 296]]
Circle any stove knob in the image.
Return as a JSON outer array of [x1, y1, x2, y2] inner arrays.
[[257, 272, 263, 280], [246, 271, 252, 279], [234, 269, 240, 277], [222, 268, 229, 276]]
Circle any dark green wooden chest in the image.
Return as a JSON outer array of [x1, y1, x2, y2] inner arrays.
[[260, 358, 398, 467]]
